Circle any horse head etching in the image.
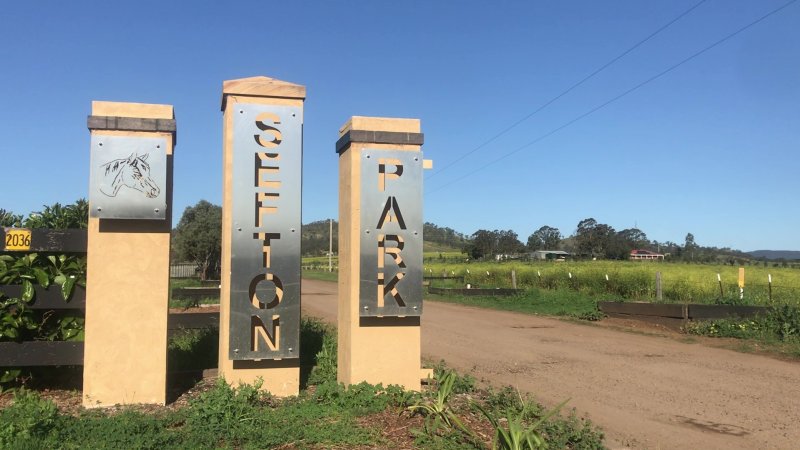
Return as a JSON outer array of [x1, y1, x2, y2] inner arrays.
[[99, 153, 161, 198]]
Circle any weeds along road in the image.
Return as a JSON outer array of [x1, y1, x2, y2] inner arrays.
[[301, 279, 800, 450]]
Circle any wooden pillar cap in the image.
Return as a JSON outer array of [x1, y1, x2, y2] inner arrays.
[[339, 116, 420, 137], [336, 116, 423, 154], [91, 101, 173, 119], [88, 101, 176, 145], [221, 76, 306, 110]]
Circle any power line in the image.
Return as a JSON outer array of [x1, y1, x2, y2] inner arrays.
[[426, 0, 709, 180], [427, 0, 798, 195]]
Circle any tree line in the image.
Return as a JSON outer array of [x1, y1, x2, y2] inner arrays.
[[2, 200, 788, 283], [168, 203, 475, 279], [465, 218, 755, 263]]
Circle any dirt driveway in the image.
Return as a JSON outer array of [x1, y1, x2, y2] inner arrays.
[[302, 279, 800, 449]]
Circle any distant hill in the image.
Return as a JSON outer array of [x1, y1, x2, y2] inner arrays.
[[301, 220, 467, 255], [423, 240, 464, 253], [747, 250, 800, 260], [302, 219, 338, 256], [423, 222, 469, 253]]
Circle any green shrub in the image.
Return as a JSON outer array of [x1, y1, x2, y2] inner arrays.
[[687, 307, 800, 344], [301, 317, 337, 386], [412, 430, 475, 450], [474, 391, 569, 450], [686, 318, 768, 339], [408, 369, 476, 442], [0, 389, 58, 447], [769, 305, 800, 340], [21, 200, 88, 229], [480, 388, 604, 449], [185, 378, 266, 444], [538, 410, 605, 450], [433, 361, 475, 394], [485, 386, 526, 412], [312, 381, 397, 414], [577, 308, 605, 321], [54, 409, 183, 449], [167, 327, 218, 372]]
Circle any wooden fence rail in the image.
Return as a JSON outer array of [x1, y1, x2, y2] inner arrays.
[[0, 228, 87, 253], [1, 285, 86, 309], [428, 286, 523, 296], [0, 341, 85, 366], [1, 228, 222, 368], [171, 287, 220, 301], [598, 301, 770, 321], [170, 263, 199, 278], [2, 228, 89, 368], [0, 310, 220, 367], [423, 275, 465, 281]]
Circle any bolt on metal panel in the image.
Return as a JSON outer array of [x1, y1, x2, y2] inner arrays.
[[229, 103, 302, 360], [89, 136, 168, 220], [359, 149, 423, 317]]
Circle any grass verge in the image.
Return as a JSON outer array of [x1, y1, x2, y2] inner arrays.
[[1, 318, 606, 449], [427, 287, 603, 321], [685, 306, 800, 359], [302, 269, 338, 282]]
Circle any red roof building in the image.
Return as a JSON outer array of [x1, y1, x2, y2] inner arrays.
[[629, 249, 664, 260]]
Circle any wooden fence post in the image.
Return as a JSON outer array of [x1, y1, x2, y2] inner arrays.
[[738, 267, 745, 300], [511, 270, 517, 289], [656, 272, 663, 302], [768, 274, 773, 302], [682, 303, 689, 328]]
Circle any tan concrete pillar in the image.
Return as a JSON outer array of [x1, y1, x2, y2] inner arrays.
[[219, 76, 305, 396], [336, 116, 428, 390], [83, 101, 176, 407]]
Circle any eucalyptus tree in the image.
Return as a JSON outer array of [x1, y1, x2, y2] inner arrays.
[[527, 225, 562, 251], [173, 200, 222, 280]]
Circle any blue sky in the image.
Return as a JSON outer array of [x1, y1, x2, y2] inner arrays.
[[1, 1, 798, 251]]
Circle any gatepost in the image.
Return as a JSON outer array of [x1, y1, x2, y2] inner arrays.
[[336, 116, 431, 390], [219, 76, 305, 396], [83, 101, 176, 407]]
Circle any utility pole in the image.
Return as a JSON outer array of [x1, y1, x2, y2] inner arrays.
[[328, 218, 333, 272]]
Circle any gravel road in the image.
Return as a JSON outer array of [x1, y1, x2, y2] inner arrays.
[[301, 279, 800, 449]]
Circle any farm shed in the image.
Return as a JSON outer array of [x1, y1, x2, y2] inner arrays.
[[531, 250, 570, 261]]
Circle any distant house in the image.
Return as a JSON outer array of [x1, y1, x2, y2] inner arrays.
[[629, 249, 664, 261], [531, 250, 570, 261]]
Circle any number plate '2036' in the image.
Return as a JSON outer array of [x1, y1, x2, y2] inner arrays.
[[3, 228, 32, 251]]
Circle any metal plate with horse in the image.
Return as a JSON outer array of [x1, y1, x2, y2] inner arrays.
[[89, 136, 168, 220]]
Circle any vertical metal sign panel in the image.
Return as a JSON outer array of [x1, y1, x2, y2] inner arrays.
[[89, 136, 168, 220], [359, 149, 423, 317], [229, 103, 302, 360]]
